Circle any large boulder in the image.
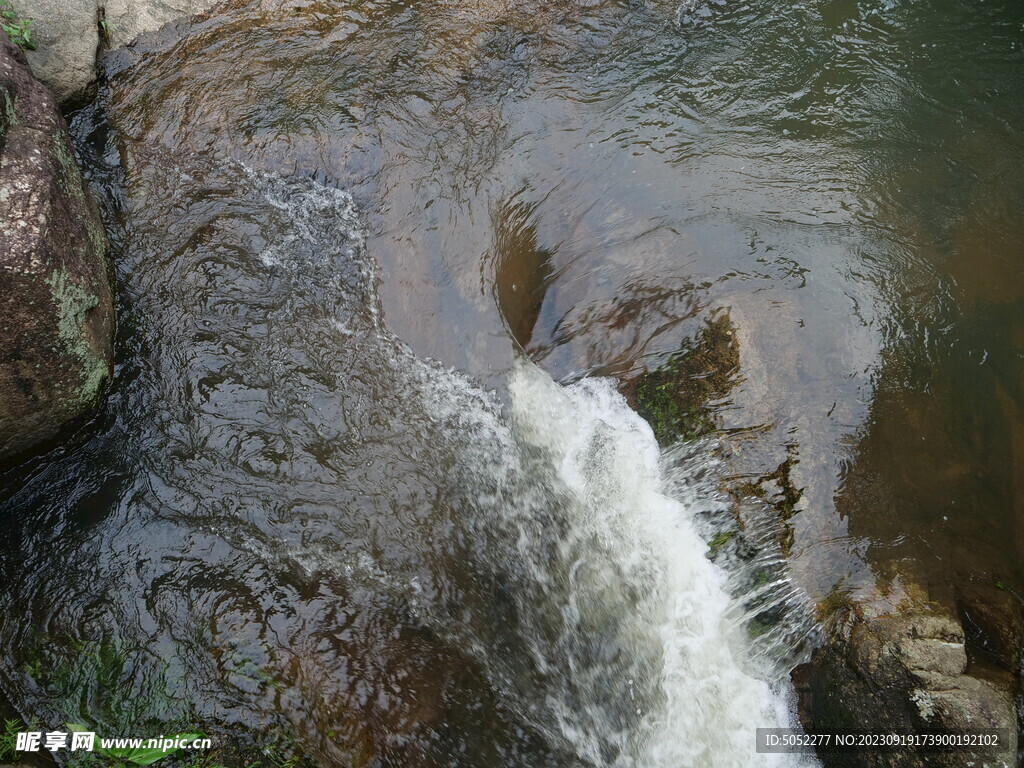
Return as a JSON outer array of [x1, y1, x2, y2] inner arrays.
[[0, 30, 113, 465], [793, 605, 1019, 768], [7, 0, 97, 107], [7, 0, 220, 104]]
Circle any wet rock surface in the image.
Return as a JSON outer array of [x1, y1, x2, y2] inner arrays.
[[1, 0, 1022, 765], [793, 603, 1019, 768], [0, 30, 112, 465], [626, 313, 740, 446]]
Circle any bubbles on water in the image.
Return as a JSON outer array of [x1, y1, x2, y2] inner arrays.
[[486, 364, 816, 767], [1, 146, 819, 767]]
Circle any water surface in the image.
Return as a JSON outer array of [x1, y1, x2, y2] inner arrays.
[[1, 0, 1021, 764]]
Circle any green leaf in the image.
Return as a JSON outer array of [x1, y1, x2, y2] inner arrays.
[[0, 1, 35, 50]]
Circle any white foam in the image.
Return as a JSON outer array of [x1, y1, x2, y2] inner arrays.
[[228, 165, 815, 766], [509, 364, 815, 767]]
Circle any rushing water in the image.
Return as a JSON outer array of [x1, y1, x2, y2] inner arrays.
[[0, 154, 808, 766], [1, 0, 1022, 765]]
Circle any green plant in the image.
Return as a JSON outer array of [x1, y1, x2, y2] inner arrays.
[[98, 18, 115, 44], [706, 529, 736, 557], [0, 1, 35, 50], [0, 717, 22, 762]]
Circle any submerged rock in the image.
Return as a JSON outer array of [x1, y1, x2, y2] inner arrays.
[[0, 30, 112, 465], [626, 311, 740, 446]]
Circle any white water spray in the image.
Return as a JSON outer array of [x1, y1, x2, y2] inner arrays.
[[216, 165, 815, 767], [506, 364, 814, 767]]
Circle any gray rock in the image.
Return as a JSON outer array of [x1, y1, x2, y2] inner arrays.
[[0, 30, 113, 464], [103, 0, 219, 50], [8, 0, 97, 105], [793, 607, 1019, 768], [6, 0, 219, 104]]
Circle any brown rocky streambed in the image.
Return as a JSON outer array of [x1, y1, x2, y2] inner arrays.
[[0, 0, 1021, 766]]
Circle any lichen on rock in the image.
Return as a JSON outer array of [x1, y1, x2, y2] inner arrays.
[[44, 267, 108, 405], [0, 28, 113, 465]]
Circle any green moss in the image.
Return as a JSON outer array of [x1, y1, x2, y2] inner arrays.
[[707, 529, 736, 557], [816, 582, 856, 626], [53, 130, 88, 204], [45, 267, 108, 405], [634, 312, 740, 445], [3, 91, 16, 126]]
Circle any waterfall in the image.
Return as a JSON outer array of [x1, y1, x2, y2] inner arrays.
[[470, 364, 814, 767]]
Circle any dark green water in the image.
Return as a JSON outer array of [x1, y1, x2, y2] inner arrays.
[[0, 0, 1021, 765]]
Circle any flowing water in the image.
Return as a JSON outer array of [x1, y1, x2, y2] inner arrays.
[[1, 0, 1022, 765], [0, 155, 806, 766]]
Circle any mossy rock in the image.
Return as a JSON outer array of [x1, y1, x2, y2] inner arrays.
[[632, 312, 740, 445]]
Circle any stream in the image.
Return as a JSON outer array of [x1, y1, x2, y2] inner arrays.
[[1, 0, 1021, 766]]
